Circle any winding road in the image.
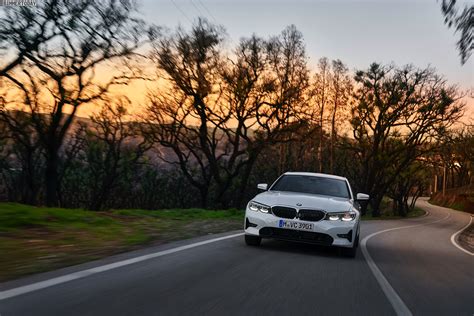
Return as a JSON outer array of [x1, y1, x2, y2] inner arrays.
[[0, 198, 473, 315]]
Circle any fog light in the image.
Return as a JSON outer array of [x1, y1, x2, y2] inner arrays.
[[337, 230, 353, 242], [245, 218, 258, 229]]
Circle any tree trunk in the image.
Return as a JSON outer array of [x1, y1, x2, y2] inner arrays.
[[23, 151, 37, 205], [199, 186, 209, 209], [392, 198, 399, 216], [330, 97, 337, 174], [394, 195, 407, 217], [370, 194, 384, 217], [236, 156, 258, 208], [318, 121, 323, 173], [45, 147, 59, 207], [329, 128, 335, 174], [89, 178, 112, 211], [216, 185, 230, 209], [359, 200, 369, 216]]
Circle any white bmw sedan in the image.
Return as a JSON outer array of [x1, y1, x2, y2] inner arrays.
[[244, 172, 369, 257]]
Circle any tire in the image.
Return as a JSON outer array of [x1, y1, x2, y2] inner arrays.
[[354, 231, 360, 248], [339, 231, 359, 258], [245, 235, 261, 246], [341, 245, 357, 258]]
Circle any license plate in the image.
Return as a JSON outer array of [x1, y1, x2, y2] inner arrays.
[[278, 220, 314, 231]]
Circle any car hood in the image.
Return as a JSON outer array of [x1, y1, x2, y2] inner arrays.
[[252, 191, 353, 212]]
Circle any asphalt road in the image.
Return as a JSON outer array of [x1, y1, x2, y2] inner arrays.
[[0, 198, 473, 316]]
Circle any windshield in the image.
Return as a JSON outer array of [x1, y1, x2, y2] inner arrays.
[[270, 175, 351, 199]]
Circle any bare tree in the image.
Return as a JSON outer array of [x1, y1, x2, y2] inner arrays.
[[146, 18, 224, 208], [80, 100, 151, 211], [440, 0, 473, 64], [0, 107, 43, 204], [0, 0, 148, 206], [329, 59, 352, 173], [386, 160, 430, 216], [223, 26, 310, 205], [146, 20, 310, 207], [310, 58, 331, 172], [350, 63, 464, 216]]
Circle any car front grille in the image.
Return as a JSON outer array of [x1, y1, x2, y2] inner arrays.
[[259, 227, 333, 246], [271, 206, 326, 222], [297, 209, 325, 222], [271, 206, 297, 219]]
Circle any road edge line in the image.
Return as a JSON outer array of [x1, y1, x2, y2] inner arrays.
[[361, 209, 451, 316], [361, 232, 413, 316], [0, 232, 244, 301], [450, 215, 474, 256]]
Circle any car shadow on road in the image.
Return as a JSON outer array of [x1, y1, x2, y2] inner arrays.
[[249, 238, 363, 261]]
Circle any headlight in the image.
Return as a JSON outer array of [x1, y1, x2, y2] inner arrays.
[[325, 211, 356, 221], [248, 201, 271, 213]]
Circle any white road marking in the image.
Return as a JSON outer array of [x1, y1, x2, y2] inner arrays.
[[361, 210, 451, 316], [0, 232, 244, 301], [450, 215, 474, 256]]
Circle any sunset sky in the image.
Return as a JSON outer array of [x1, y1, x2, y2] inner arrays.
[[102, 0, 474, 119]]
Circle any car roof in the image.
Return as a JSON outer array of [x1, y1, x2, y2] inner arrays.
[[283, 172, 347, 181]]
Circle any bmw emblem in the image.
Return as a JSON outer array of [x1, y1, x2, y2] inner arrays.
[[296, 203, 302, 206]]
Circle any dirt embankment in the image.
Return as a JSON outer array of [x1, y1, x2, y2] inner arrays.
[[430, 187, 474, 253], [430, 187, 474, 214]]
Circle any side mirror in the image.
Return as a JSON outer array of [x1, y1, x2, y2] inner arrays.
[[356, 193, 370, 201], [257, 183, 268, 191]]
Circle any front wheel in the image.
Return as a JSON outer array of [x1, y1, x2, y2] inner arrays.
[[341, 230, 360, 258], [340, 245, 357, 258], [340, 235, 359, 258], [245, 235, 261, 246]]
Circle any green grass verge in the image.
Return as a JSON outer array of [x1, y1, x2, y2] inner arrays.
[[0, 201, 429, 282], [0, 203, 244, 282]]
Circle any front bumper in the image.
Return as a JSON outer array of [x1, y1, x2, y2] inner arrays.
[[244, 209, 359, 248]]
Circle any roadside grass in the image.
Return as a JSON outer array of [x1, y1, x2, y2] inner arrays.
[[0, 200, 429, 282], [0, 203, 244, 282], [113, 208, 243, 220]]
